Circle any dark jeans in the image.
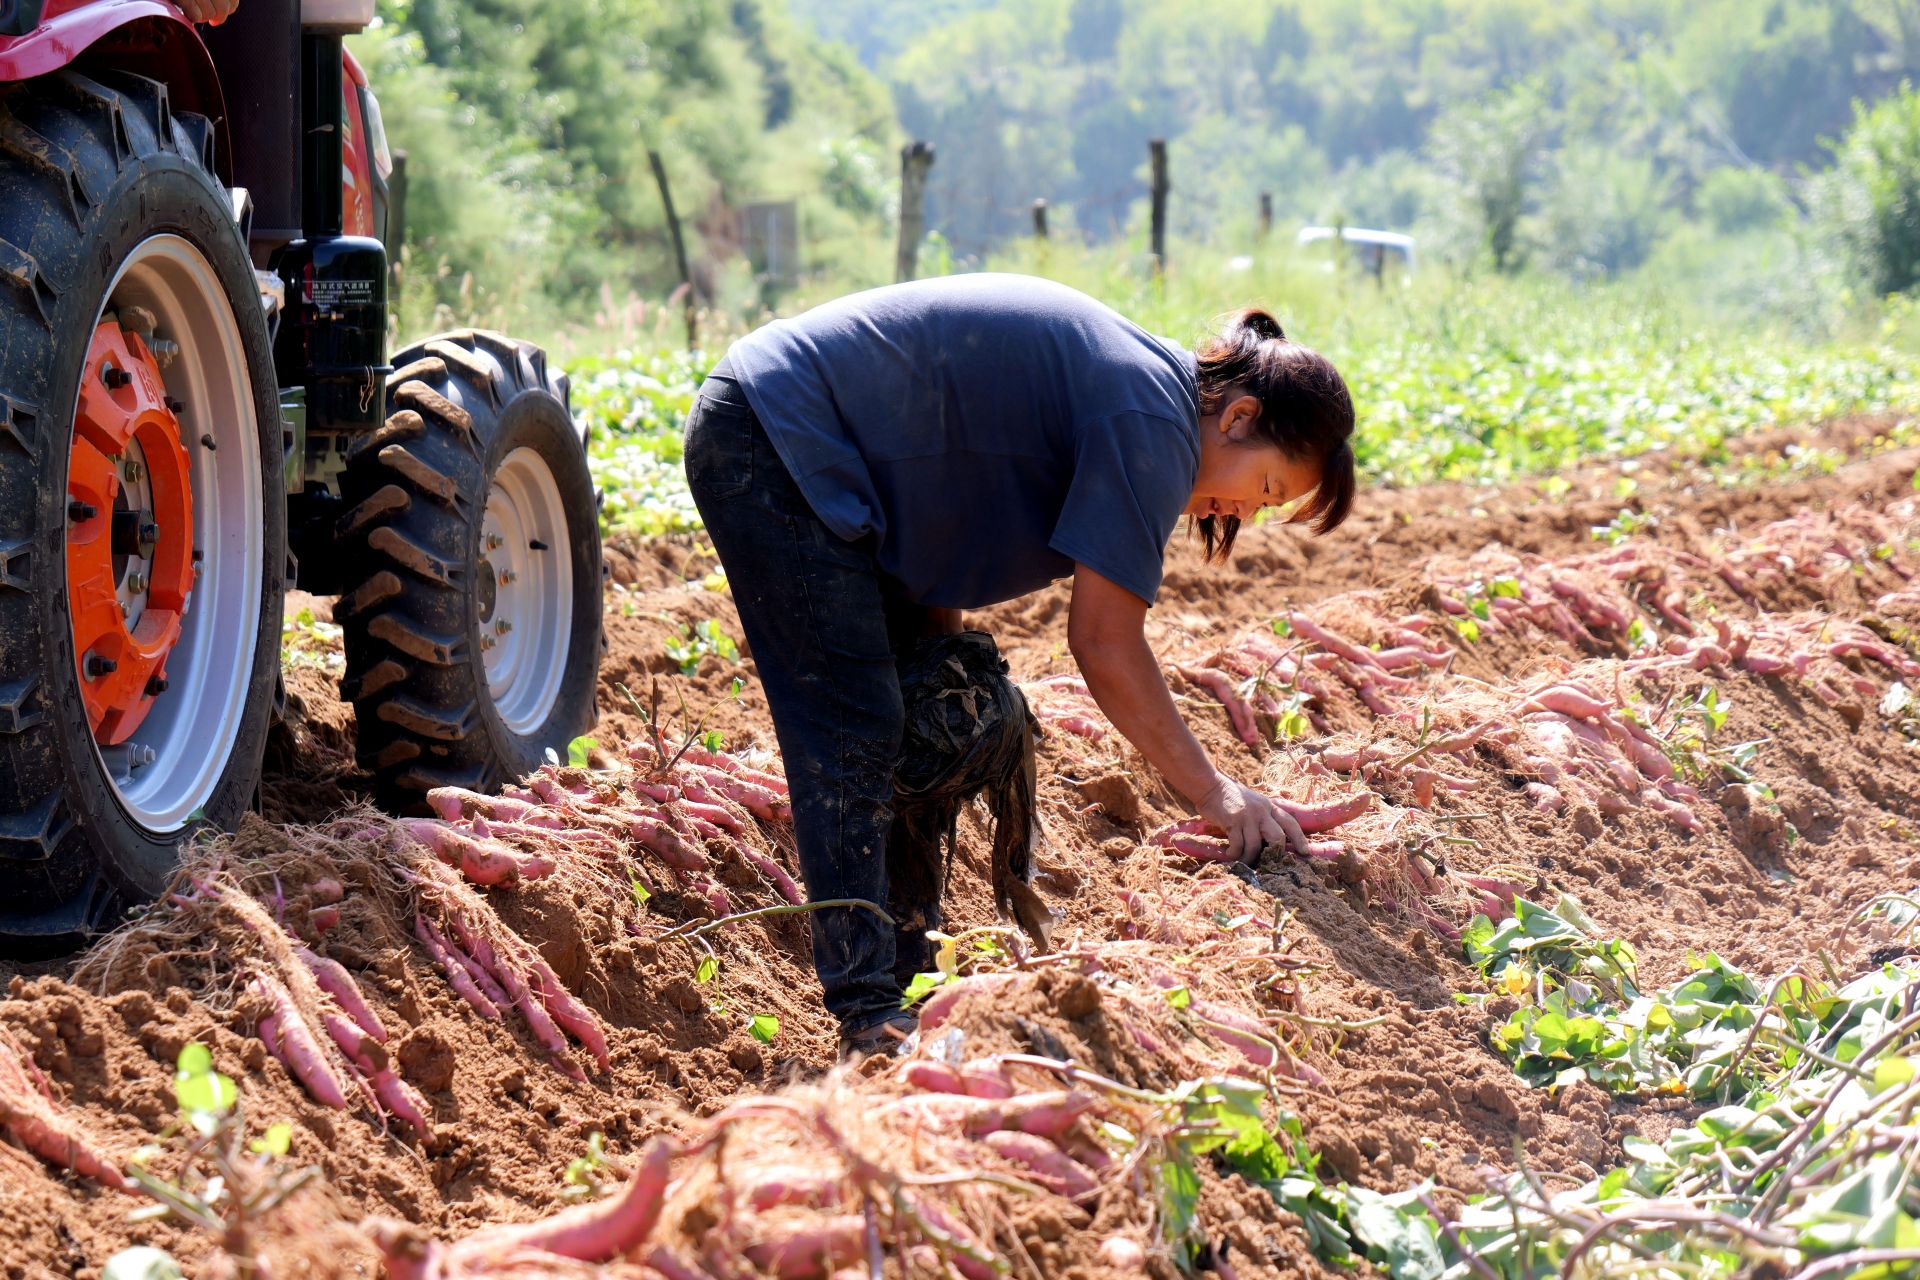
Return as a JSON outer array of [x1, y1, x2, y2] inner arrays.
[[682, 376, 922, 1032]]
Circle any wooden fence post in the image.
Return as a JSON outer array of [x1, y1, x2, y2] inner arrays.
[[386, 150, 409, 290], [647, 148, 697, 351], [1031, 198, 1049, 240], [1148, 138, 1169, 276], [1258, 191, 1272, 244], [896, 141, 936, 283]]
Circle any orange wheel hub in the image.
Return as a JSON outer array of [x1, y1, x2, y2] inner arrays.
[[66, 319, 195, 745]]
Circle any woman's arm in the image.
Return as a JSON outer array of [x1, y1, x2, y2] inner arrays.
[[1066, 565, 1307, 860]]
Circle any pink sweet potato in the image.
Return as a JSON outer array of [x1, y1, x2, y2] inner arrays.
[[402, 819, 553, 886], [414, 914, 503, 1019], [321, 1011, 429, 1138], [918, 974, 1021, 1032], [982, 1130, 1099, 1201], [445, 1136, 674, 1265], [530, 966, 611, 1072], [1172, 664, 1260, 747], [743, 1166, 843, 1211], [298, 947, 387, 1044], [0, 1034, 131, 1192], [743, 1215, 865, 1279], [251, 971, 351, 1109], [1275, 791, 1372, 833]]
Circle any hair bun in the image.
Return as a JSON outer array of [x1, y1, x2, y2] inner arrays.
[[1238, 308, 1286, 342]]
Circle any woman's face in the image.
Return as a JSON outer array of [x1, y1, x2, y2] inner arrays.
[[1186, 394, 1323, 521]]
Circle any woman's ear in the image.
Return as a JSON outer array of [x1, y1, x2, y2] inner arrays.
[[1221, 393, 1262, 443]]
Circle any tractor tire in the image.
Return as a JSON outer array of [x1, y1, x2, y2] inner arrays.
[[0, 71, 285, 945], [336, 330, 601, 810]]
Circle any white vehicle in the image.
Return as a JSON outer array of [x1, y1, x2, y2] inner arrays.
[[1296, 227, 1417, 275]]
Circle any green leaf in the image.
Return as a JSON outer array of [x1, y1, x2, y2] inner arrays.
[[1164, 984, 1192, 1010], [1271, 617, 1292, 638], [1453, 617, 1481, 644], [174, 1042, 236, 1131], [900, 971, 946, 1007], [629, 876, 652, 905], [249, 1121, 294, 1157], [1873, 1055, 1917, 1092], [695, 954, 719, 985], [1488, 576, 1522, 599], [1469, 595, 1492, 621], [748, 1013, 780, 1043], [567, 735, 598, 767], [700, 729, 726, 752]]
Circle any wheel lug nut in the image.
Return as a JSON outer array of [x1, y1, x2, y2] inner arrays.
[[68, 500, 96, 523], [495, 620, 512, 635], [121, 459, 144, 483], [191, 548, 204, 563], [481, 635, 495, 651], [102, 365, 132, 390], [500, 569, 517, 585], [127, 570, 146, 594], [200, 433, 216, 451], [165, 396, 184, 415], [485, 533, 503, 551], [145, 674, 168, 697], [84, 652, 117, 679]]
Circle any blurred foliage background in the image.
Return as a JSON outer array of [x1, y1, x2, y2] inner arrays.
[[351, 0, 1920, 538]]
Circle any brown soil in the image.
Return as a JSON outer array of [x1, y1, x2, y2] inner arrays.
[[2, 414, 1917, 1280]]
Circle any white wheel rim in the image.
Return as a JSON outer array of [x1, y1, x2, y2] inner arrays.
[[480, 446, 572, 735], [74, 236, 263, 833]]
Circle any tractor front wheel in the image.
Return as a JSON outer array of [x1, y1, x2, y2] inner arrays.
[[336, 331, 601, 809]]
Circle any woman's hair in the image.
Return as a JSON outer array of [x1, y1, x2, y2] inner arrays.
[[1192, 307, 1356, 560]]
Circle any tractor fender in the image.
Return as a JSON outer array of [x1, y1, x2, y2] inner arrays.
[[0, 3, 227, 180]]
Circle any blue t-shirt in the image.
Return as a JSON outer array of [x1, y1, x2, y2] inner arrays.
[[721, 274, 1200, 609]]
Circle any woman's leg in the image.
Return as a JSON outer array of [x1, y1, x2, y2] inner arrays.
[[683, 385, 906, 1033]]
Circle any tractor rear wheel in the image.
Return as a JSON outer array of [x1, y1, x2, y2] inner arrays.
[[336, 331, 601, 810], [0, 71, 285, 945]]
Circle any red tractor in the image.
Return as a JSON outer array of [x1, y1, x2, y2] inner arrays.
[[0, 0, 604, 945]]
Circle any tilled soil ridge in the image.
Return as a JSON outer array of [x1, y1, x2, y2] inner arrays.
[[1, 416, 1917, 1280]]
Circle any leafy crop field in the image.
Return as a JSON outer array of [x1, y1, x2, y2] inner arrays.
[[4, 320, 1920, 1280], [570, 259, 1920, 539]]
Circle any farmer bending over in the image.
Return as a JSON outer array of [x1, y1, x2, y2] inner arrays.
[[685, 274, 1356, 1057]]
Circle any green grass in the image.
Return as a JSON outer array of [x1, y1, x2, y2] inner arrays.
[[559, 244, 1920, 538]]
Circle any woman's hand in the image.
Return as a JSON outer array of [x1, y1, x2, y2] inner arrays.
[[1195, 772, 1309, 863], [176, 0, 239, 24]]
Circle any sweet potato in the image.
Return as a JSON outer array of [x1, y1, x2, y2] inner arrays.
[[321, 1011, 430, 1138], [1171, 664, 1260, 747], [0, 1034, 131, 1192], [1275, 791, 1373, 833], [630, 815, 708, 873], [917, 973, 1021, 1031], [743, 1215, 866, 1279], [413, 914, 498, 1013], [449, 920, 573, 1064], [689, 767, 791, 820], [530, 965, 611, 1072], [445, 1136, 674, 1265], [744, 1166, 843, 1211], [645, 1246, 724, 1280], [982, 1130, 1099, 1201], [739, 845, 806, 906], [1286, 613, 1384, 672], [298, 947, 387, 1043], [402, 818, 553, 886], [252, 971, 351, 1109], [1190, 998, 1322, 1085]]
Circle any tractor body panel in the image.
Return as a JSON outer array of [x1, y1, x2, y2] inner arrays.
[[0, 4, 227, 169]]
